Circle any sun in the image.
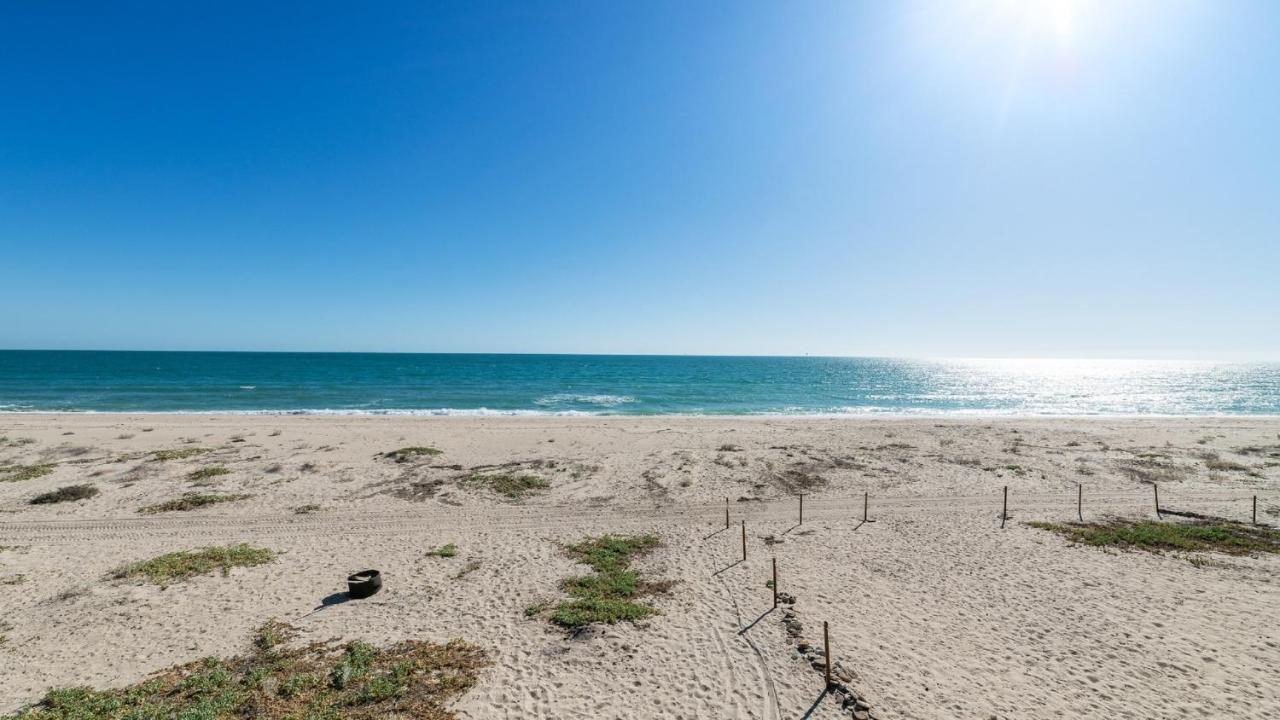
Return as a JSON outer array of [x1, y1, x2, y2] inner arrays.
[[955, 0, 1094, 51], [897, 0, 1125, 123], [1004, 0, 1087, 48]]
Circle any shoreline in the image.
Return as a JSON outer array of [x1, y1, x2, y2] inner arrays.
[[7, 410, 1280, 419]]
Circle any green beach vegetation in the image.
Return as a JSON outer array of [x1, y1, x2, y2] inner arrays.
[[187, 466, 231, 481], [30, 484, 98, 504], [4, 620, 485, 720], [151, 448, 213, 461], [1027, 519, 1280, 556], [0, 464, 55, 482], [460, 472, 548, 501], [111, 544, 275, 585], [385, 446, 443, 462], [138, 493, 252, 514], [427, 543, 459, 558], [526, 534, 668, 629]]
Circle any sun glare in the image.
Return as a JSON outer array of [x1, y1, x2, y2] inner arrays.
[[896, 0, 1168, 125], [993, 0, 1087, 48]]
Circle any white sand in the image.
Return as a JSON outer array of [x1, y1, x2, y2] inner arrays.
[[1, 414, 1278, 718]]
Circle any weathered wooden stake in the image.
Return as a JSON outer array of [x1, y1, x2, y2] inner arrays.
[[823, 620, 832, 687], [772, 557, 778, 609], [1154, 483, 1161, 519], [741, 519, 747, 562], [863, 491, 869, 522], [1253, 495, 1257, 526], [725, 496, 729, 529], [1001, 485, 1008, 528], [1078, 483, 1083, 522], [799, 493, 804, 525]]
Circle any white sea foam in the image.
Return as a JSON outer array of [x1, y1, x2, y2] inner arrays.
[[225, 408, 601, 417], [533, 394, 637, 407]]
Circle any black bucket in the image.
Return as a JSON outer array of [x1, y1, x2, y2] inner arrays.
[[347, 570, 382, 599]]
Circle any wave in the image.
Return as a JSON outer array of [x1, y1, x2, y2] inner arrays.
[[533, 394, 637, 407]]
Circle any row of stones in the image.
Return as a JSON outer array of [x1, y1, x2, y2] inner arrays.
[[777, 592, 879, 720]]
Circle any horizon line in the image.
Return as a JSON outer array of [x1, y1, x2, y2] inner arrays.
[[1, 348, 1275, 363]]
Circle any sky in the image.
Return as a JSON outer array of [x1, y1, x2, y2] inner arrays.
[[2, 0, 1277, 359]]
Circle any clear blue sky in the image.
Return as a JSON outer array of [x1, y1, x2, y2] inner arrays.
[[2, 1, 1277, 359]]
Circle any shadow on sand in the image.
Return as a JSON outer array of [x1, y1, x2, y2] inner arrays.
[[293, 591, 352, 622], [799, 687, 830, 720]]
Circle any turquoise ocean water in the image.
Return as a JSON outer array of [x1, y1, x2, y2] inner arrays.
[[0, 351, 1277, 416]]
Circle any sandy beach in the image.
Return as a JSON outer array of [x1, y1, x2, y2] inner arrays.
[[1, 414, 1278, 719]]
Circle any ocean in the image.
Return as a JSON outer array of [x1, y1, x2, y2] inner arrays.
[[0, 351, 1277, 416]]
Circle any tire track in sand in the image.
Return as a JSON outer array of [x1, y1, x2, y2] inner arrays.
[[0, 489, 1258, 545], [704, 534, 781, 720]]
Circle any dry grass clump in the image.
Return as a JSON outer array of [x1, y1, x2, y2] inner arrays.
[[1233, 444, 1280, 458], [138, 493, 252, 514], [1201, 456, 1260, 476], [111, 544, 275, 584], [151, 447, 213, 461], [0, 464, 55, 482], [385, 447, 443, 463], [461, 472, 549, 501], [453, 560, 482, 580], [713, 454, 748, 469], [6, 620, 486, 720], [1027, 519, 1280, 556], [526, 534, 668, 629], [1116, 459, 1186, 485], [766, 466, 828, 493], [30, 484, 98, 505]]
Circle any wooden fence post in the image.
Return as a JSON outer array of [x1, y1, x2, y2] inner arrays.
[[1253, 495, 1257, 526], [1078, 484, 1083, 522], [799, 493, 804, 525], [741, 519, 746, 562], [863, 491, 869, 522], [772, 557, 777, 609], [1154, 483, 1161, 519], [1001, 486, 1008, 529], [823, 620, 832, 687], [725, 496, 729, 529]]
